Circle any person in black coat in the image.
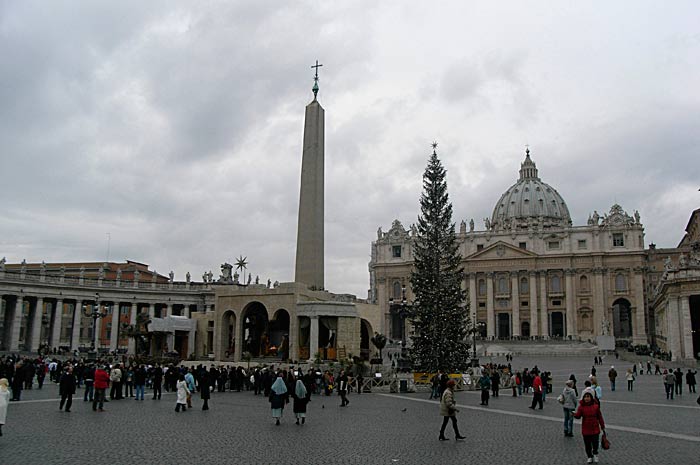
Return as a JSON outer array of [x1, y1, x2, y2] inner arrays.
[[292, 379, 309, 425], [200, 370, 212, 410], [269, 376, 289, 425], [152, 365, 163, 400], [59, 367, 76, 412]]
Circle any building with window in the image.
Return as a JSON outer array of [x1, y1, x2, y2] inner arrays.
[[370, 150, 651, 347]]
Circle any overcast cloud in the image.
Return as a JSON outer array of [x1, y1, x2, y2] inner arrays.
[[1, 1, 699, 297]]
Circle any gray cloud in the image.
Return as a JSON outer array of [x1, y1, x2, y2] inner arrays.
[[1, 1, 699, 297]]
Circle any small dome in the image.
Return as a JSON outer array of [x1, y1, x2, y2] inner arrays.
[[490, 149, 571, 230]]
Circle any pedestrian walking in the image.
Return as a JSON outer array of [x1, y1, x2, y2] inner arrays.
[[184, 369, 196, 408], [573, 391, 606, 463], [569, 374, 579, 397], [269, 375, 288, 425], [560, 380, 578, 437], [292, 379, 309, 425], [491, 369, 500, 398], [93, 365, 110, 412], [152, 364, 163, 400], [438, 379, 465, 441], [133, 365, 146, 401], [590, 376, 603, 401], [608, 366, 617, 392], [338, 370, 350, 407], [673, 368, 683, 395], [0, 378, 9, 436], [59, 367, 76, 412], [626, 368, 635, 391], [529, 373, 544, 410], [686, 369, 697, 393], [510, 372, 518, 397], [175, 374, 189, 412], [83, 364, 94, 402], [479, 370, 491, 406], [663, 370, 675, 399], [430, 372, 440, 399], [200, 370, 211, 410]]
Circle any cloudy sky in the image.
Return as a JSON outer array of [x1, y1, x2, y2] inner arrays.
[[1, 1, 698, 297]]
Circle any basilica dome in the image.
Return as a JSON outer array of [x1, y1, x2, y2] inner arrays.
[[490, 149, 572, 230]]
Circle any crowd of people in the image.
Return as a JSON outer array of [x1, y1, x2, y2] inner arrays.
[[0, 354, 359, 435]]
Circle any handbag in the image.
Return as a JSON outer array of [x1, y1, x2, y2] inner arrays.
[[557, 394, 565, 404], [601, 431, 610, 450]]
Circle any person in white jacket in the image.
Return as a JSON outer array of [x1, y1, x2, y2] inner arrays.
[[175, 374, 190, 412], [0, 378, 10, 436]]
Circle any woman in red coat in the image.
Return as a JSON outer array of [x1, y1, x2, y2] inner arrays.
[[573, 391, 606, 463]]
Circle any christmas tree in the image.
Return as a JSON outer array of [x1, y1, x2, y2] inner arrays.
[[408, 143, 471, 372]]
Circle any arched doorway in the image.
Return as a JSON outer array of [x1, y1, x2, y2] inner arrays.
[[241, 302, 269, 357], [269, 309, 290, 359], [497, 313, 511, 339], [221, 310, 236, 359], [360, 319, 373, 360], [521, 321, 530, 338], [612, 298, 632, 339], [551, 312, 565, 338]]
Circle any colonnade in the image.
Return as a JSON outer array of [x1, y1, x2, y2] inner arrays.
[[0, 291, 201, 354]]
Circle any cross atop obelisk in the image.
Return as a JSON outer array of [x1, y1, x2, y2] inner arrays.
[[311, 60, 323, 99]]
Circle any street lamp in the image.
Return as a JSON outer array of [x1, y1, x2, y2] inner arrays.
[[82, 292, 108, 351], [389, 285, 412, 373], [470, 320, 486, 367]]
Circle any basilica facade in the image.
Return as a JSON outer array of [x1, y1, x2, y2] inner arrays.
[[370, 151, 650, 346]]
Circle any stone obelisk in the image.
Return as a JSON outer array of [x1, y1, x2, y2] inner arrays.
[[295, 62, 325, 290]]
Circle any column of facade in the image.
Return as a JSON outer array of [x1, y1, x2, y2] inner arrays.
[[529, 271, 538, 338], [29, 297, 44, 352], [128, 303, 138, 354], [8, 296, 24, 351], [469, 273, 477, 325], [289, 314, 298, 362], [166, 304, 173, 317], [593, 269, 606, 336], [679, 296, 694, 360], [666, 296, 680, 361], [633, 271, 648, 344], [234, 314, 243, 361], [93, 302, 100, 349], [71, 300, 82, 351], [50, 299, 63, 349], [188, 326, 196, 357], [149, 304, 155, 320], [565, 270, 576, 339], [184, 305, 191, 318], [110, 302, 120, 351], [486, 273, 495, 339], [539, 272, 549, 338], [511, 272, 520, 337], [308, 315, 320, 362]]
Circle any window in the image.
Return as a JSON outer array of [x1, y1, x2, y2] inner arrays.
[[552, 300, 561, 306], [477, 244, 484, 252], [521, 301, 528, 307], [548, 241, 561, 250], [498, 277, 508, 293], [579, 275, 589, 292], [478, 302, 486, 308], [615, 274, 627, 291], [392, 245, 402, 257], [551, 275, 562, 293], [613, 233, 624, 247], [393, 281, 402, 299], [478, 279, 486, 296], [520, 277, 529, 294], [519, 242, 527, 250], [578, 239, 587, 249]]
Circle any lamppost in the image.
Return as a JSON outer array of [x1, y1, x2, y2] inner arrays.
[[388, 285, 412, 373], [470, 320, 486, 367], [83, 292, 107, 352]]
